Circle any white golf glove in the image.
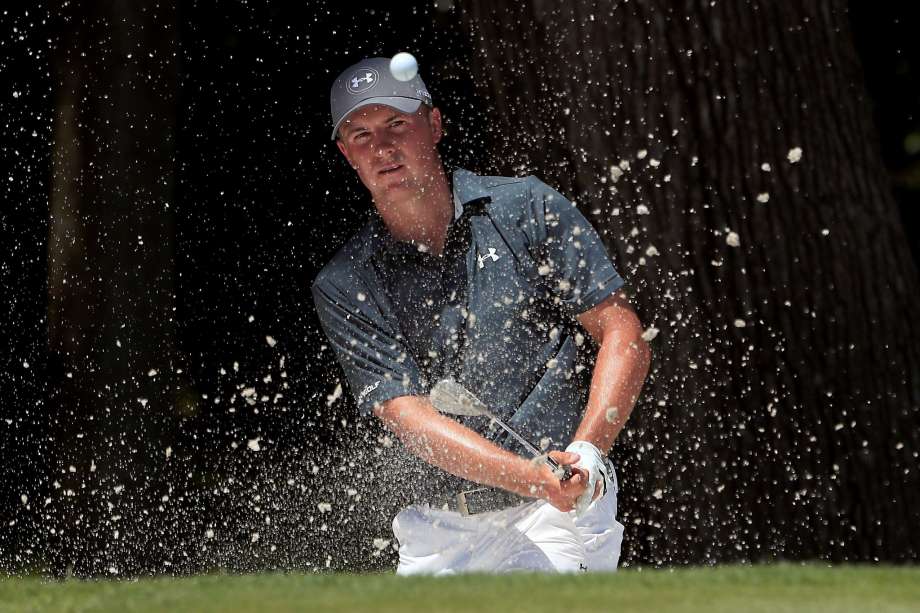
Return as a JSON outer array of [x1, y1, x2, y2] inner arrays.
[[565, 440, 609, 517]]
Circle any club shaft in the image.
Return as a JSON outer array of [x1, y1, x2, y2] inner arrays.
[[489, 416, 543, 457], [488, 416, 570, 479], [430, 380, 571, 479]]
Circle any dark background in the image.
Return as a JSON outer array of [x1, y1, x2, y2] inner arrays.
[[1, 1, 918, 574]]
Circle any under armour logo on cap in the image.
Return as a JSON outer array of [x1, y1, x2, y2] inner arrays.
[[330, 57, 433, 140], [347, 68, 378, 94]]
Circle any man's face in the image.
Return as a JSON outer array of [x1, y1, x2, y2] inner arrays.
[[336, 104, 443, 202]]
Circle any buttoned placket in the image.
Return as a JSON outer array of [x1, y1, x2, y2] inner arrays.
[[374, 205, 479, 386]]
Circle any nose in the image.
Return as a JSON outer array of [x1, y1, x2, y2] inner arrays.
[[374, 134, 396, 158]]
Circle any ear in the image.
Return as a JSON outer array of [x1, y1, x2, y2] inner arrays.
[[428, 107, 443, 144], [336, 139, 355, 168]]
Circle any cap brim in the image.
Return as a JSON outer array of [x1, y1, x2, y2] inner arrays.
[[330, 97, 424, 140]]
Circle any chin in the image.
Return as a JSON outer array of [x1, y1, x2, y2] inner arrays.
[[375, 174, 413, 193]]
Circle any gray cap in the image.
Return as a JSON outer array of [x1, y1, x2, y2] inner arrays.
[[329, 57, 433, 140]]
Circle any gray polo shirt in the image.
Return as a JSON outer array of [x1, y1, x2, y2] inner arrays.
[[312, 169, 624, 456]]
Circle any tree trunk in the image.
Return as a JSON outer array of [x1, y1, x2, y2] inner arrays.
[[47, 0, 179, 574], [460, 0, 920, 563]]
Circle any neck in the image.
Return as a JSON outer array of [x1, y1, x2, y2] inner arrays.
[[375, 168, 453, 255]]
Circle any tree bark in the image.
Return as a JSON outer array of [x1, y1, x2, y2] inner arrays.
[[460, 0, 920, 563], [47, 0, 179, 574]]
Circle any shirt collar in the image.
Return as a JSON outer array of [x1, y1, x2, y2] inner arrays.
[[373, 168, 489, 258], [452, 168, 492, 210]]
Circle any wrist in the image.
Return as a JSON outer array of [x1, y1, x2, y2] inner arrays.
[[510, 457, 554, 499], [565, 440, 603, 460]]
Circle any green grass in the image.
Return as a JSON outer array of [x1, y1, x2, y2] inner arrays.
[[2, 564, 918, 613]]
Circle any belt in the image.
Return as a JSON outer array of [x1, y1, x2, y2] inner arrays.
[[435, 487, 530, 516]]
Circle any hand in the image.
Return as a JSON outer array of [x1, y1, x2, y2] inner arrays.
[[534, 450, 589, 512], [565, 441, 609, 517]]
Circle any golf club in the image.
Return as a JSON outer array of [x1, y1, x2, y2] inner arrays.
[[429, 378, 573, 480]]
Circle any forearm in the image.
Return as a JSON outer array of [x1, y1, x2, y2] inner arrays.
[[375, 395, 549, 498], [572, 328, 651, 454]]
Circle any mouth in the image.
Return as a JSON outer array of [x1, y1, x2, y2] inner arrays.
[[377, 164, 404, 176]]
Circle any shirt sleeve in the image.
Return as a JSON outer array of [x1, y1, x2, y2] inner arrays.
[[526, 176, 625, 313], [311, 272, 425, 416]]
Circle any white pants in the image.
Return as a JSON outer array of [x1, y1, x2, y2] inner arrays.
[[392, 471, 623, 575]]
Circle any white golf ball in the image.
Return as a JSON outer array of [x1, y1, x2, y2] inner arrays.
[[390, 52, 418, 82]]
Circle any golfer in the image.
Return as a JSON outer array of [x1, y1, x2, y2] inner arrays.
[[312, 57, 651, 574]]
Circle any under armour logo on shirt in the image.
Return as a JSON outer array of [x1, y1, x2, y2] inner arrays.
[[477, 248, 500, 269]]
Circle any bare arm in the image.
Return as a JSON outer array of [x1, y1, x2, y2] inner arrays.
[[373, 395, 587, 510], [574, 290, 651, 454]]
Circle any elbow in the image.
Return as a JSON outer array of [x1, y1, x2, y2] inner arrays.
[[373, 394, 431, 437], [372, 396, 406, 432], [635, 334, 652, 376], [603, 312, 652, 374], [631, 315, 652, 374]]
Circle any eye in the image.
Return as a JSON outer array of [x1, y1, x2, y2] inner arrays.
[[353, 131, 370, 142], [390, 119, 407, 128]]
